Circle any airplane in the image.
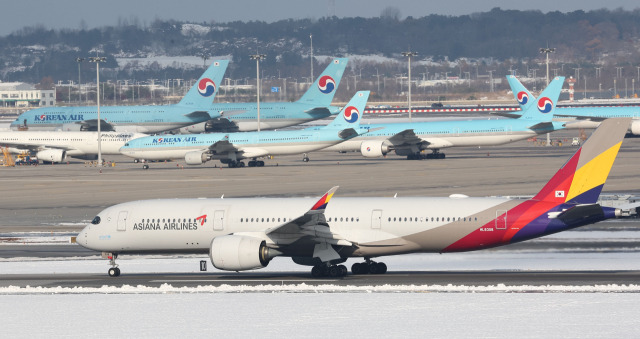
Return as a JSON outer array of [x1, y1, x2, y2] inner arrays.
[[177, 58, 348, 133], [321, 76, 566, 160], [9, 60, 229, 133], [76, 117, 632, 278], [0, 131, 147, 162], [120, 91, 370, 169], [505, 75, 640, 135]]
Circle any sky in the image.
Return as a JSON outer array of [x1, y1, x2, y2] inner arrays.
[[2, 0, 639, 36]]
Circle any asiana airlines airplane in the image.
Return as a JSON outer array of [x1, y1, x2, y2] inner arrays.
[[77, 118, 632, 278]]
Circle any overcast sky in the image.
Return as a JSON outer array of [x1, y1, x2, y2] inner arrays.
[[2, 0, 639, 36]]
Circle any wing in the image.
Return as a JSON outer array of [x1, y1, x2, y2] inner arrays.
[[265, 186, 353, 262], [304, 107, 332, 116], [66, 119, 116, 132], [555, 114, 607, 122], [0, 139, 73, 152]]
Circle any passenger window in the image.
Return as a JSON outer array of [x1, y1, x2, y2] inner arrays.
[[91, 216, 101, 225]]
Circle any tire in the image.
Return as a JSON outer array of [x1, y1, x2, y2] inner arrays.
[[368, 263, 380, 274], [108, 267, 118, 277], [328, 266, 340, 277], [338, 265, 347, 277], [376, 262, 387, 274], [258, 161, 265, 167], [311, 265, 323, 278], [142, 164, 149, 170]]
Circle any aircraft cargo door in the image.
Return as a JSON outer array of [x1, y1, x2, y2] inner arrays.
[[117, 211, 128, 231], [213, 210, 225, 231], [371, 210, 382, 229]]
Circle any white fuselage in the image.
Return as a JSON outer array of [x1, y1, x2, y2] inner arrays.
[[76, 196, 515, 257], [0, 131, 147, 156]]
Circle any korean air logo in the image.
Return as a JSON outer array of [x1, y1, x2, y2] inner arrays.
[[537, 97, 553, 113], [318, 75, 336, 94], [517, 91, 529, 105], [198, 78, 216, 97], [343, 106, 359, 123], [156, 138, 164, 143], [39, 114, 47, 121]]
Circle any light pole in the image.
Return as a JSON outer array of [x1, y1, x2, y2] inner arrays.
[[539, 47, 555, 85], [89, 56, 106, 166], [250, 54, 266, 132], [76, 57, 85, 103], [402, 50, 417, 121], [309, 34, 313, 80]]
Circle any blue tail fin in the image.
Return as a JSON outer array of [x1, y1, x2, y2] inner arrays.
[[506, 75, 535, 111], [178, 60, 229, 108], [297, 58, 348, 106], [324, 91, 369, 129], [518, 76, 564, 121]]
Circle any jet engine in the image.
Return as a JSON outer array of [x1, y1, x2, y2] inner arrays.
[[36, 149, 66, 163], [360, 140, 389, 158], [209, 235, 281, 271], [184, 151, 208, 165], [630, 120, 640, 136], [178, 122, 208, 134]]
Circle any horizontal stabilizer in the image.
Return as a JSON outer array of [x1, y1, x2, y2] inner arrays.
[[554, 204, 605, 224], [338, 128, 358, 139]]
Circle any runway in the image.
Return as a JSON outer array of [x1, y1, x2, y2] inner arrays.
[[2, 270, 640, 289]]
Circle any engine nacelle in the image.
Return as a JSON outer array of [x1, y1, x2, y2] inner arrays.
[[209, 235, 280, 271], [178, 122, 208, 134], [360, 140, 389, 158], [36, 149, 66, 163], [184, 151, 208, 165], [630, 120, 640, 136], [58, 123, 84, 132]]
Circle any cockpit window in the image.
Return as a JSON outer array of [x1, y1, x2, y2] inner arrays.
[[124, 143, 129, 146], [91, 216, 101, 225]]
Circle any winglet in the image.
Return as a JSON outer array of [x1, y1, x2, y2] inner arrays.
[[310, 186, 339, 212], [533, 118, 631, 204]]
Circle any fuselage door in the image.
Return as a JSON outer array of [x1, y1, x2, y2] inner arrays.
[[213, 210, 225, 231], [495, 210, 507, 230], [371, 209, 382, 229], [117, 211, 128, 231]]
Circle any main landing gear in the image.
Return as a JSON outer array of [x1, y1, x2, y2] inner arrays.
[[104, 252, 121, 277], [311, 264, 348, 278], [302, 153, 310, 162], [351, 258, 387, 275], [406, 150, 446, 160], [247, 160, 264, 167], [227, 160, 245, 168]]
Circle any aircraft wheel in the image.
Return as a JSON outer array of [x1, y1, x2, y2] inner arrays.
[[303, 157, 309, 162], [438, 153, 446, 159], [328, 265, 340, 278], [108, 267, 120, 277], [239, 161, 245, 168], [368, 263, 380, 274], [248, 161, 256, 167], [376, 262, 387, 274], [258, 161, 265, 167], [133, 159, 139, 163], [228, 162, 236, 168], [351, 263, 365, 274], [142, 164, 149, 170], [338, 265, 348, 277], [311, 265, 324, 278]]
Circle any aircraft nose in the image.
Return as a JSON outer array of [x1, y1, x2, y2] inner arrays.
[[76, 228, 87, 248]]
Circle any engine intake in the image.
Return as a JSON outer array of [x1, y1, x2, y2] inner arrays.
[[184, 151, 208, 165], [360, 140, 389, 158], [209, 235, 281, 271]]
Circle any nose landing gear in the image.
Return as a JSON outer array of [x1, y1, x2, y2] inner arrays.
[[103, 252, 121, 277]]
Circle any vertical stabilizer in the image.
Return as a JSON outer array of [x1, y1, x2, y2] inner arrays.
[[324, 91, 369, 130], [297, 58, 348, 106], [518, 76, 564, 121], [178, 60, 229, 108], [533, 118, 631, 204]]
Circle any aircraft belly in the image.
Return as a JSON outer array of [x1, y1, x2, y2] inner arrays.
[[321, 139, 362, 152], [426, 133, 533, 148], [254, 142, 335, 156]]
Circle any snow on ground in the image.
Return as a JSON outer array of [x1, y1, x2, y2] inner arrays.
[[1, 293, 638, 338]]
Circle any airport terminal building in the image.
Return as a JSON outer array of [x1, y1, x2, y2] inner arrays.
[[0, 82, 56, 108]]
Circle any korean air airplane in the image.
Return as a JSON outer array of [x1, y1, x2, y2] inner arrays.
[[120, 91, 370, 168], [77, 118, 631, 278], [177, 58, 348, 133], [323, 77, 565, 159], [9, 60, 229, 133], [0, 131, 146, 162], [506, 75, 640, 135]]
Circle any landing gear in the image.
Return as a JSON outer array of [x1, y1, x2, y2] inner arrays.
[[105, 252, 121, 277], [311, 264, 348, 278], [302, 153, 310, 162], [227, 161, 245, 168], [247, 160, 265, 167], [406, 150, 446, 160], [142, 164, 149, 169], [351, 258, 387, 275]]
